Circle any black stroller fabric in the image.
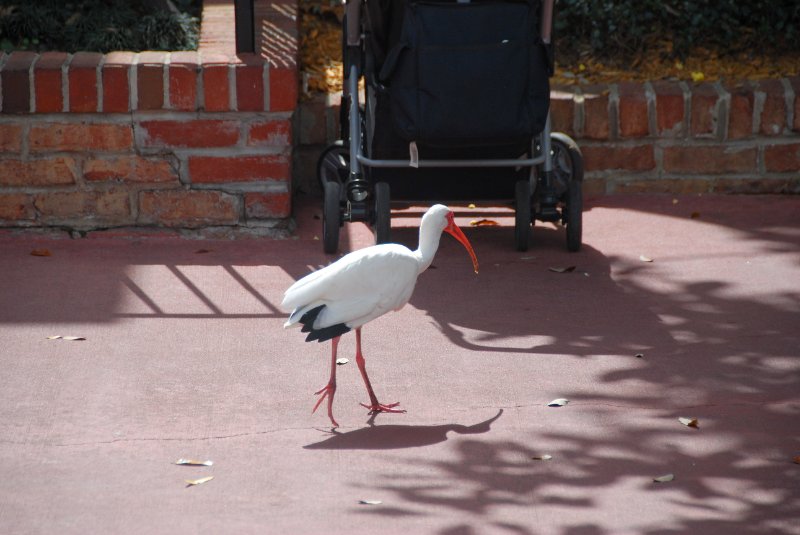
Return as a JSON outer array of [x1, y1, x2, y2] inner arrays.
[[377, 0, 550, 148], [362, 0, 551, 201]]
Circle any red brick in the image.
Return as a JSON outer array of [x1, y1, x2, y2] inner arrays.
[[137, 51, 167, 110], [550, 88, 575, 136], [168, 51, 199, 111], [757, 79, 786, 136], [663, 145, 757, 174], [138, 120, 239, 148], [690, 83, 719, 137], [102, 52, 135, 113], [138, 190, 239, 227], [0, 193, 35, 220], [0, 158, 77, 186], [245, 191, 291, 219], [189, 155, 290, 183], [269, 65, 298, 112], [652, 81, 684, 135], [1, 51, 37, 113], [68, 52, 102, 113], [201, 53, 231, 112], [248, 118, 292, 146], [235, 54, 265, 111], [726, 81, 755, 140], [84, 156, 178, 183], [712, 178, 798, 194], [791, 76, 800, 132], [34, 52, 68, 113], [297, 96, 329, 145], [764, 143, 800, 173], [581, 144, 655, 172], [614, 178, 712, 195], [0, 124, 23, 151], [34, 190, 131, 224], [618, 82, 649, 138], [581, 85, 610, 140], [30, 123, 133, 152]]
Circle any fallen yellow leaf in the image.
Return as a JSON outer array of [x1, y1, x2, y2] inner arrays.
[[469, 219, 499, 227], [691, 71, 705, 82]]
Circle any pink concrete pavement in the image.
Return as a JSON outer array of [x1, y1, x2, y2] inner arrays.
[[0, 194, 798, 534]]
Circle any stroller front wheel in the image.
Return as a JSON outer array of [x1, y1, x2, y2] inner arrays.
[[323, 181, 342, 254], [514, 179, 532, 252]]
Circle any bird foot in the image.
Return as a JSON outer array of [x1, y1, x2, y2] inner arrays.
[[313, 384, 339, 428], [360, 401, 406, 415]]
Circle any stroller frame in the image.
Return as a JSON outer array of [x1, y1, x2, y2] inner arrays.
[[318, 0, 583, 254]]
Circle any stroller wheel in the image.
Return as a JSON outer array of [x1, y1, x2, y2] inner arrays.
[[514, 179, 532, 252], [317, 141, 349, 192], [373, 182, 391, 244], [566, 180, 582, 252], [549, 133, 584, 252], [323, 180, 342, 254]]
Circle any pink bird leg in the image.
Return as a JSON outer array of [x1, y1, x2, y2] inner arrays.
[[355, 328, 406, 415], [312, 335, 340, 427]]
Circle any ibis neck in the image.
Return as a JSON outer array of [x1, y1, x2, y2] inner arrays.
[[415, 225, 443, 273]]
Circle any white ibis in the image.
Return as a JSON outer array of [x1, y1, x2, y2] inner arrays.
[[282, 204, 479, 427]]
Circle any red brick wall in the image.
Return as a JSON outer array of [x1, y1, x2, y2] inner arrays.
[[0, 0, 299, 233], [296, 77, 800, 196]]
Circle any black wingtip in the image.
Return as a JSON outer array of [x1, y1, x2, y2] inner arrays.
[[298, 304, 351, 343]]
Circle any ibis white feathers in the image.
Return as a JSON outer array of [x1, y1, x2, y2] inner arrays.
[[281, 204, 478, 427]]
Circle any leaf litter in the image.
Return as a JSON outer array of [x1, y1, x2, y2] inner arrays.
[[175, 459, 214, 466], [185, 476, 214, 486], [678, 417, 700, 428]]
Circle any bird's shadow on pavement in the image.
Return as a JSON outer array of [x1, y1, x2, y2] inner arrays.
[[303, 409, 503, 450]]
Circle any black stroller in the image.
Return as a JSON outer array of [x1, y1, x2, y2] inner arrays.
[[317, 0, 583, 253]]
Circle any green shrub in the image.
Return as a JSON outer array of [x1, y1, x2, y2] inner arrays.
[[0, 0, 200, 53], [554, 0, 800, 61]]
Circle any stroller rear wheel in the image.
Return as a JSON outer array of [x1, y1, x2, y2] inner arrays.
[[317, 141, 349, 191], [323, 181, 342, 254], [373, 182, 391, 244], [550, 133, 583, 252], [514, 179, 532, 252]]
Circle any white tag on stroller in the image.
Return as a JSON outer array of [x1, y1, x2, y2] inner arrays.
[[409, 141, 419, 168]]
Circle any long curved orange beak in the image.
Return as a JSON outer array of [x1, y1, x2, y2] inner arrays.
[[444, 212, 479, 274]]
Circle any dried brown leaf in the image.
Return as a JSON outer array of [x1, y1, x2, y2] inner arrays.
[[194, 249, 212, 254], [678, 417, 699, 428], [690, 211, 701, 219], [30, 249, 51, 257], [175, 459, 214, 466], [185, 476, 214, 486], [793, 456, 800, 464]]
